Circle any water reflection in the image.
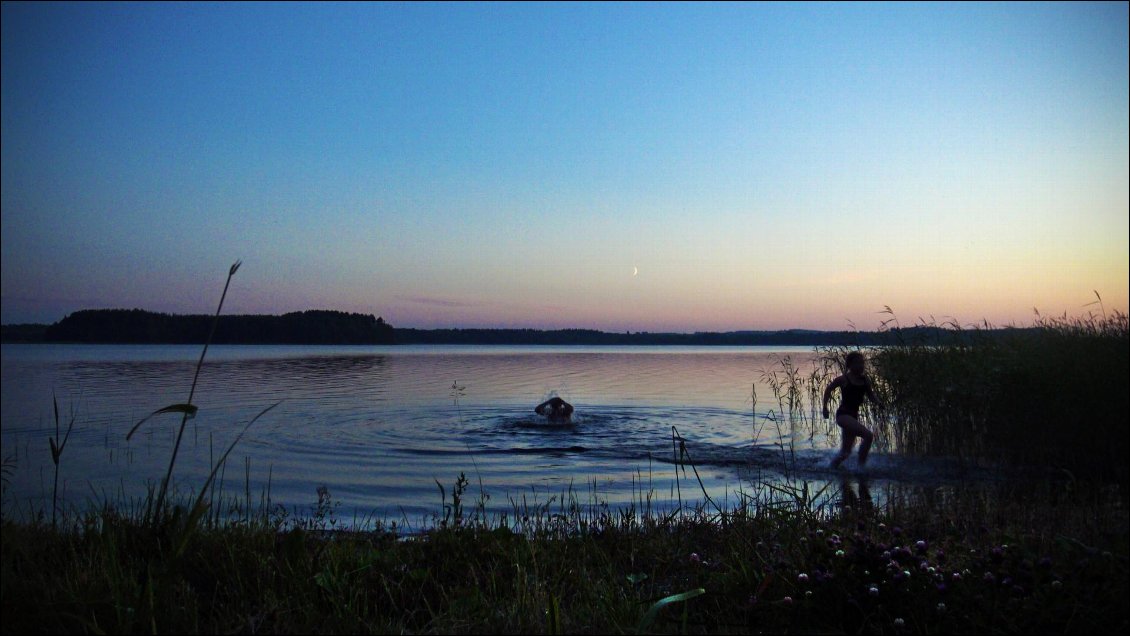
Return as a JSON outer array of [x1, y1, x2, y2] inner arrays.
[[840, 474, 873, 512]]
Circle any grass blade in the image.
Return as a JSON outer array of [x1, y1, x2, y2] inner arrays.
[[152, 260, 241, 518], [125, 404, 199, 441], [637, 587, 705, 632], [174, 401, 280, 559]]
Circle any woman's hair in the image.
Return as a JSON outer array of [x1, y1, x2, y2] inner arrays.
[[845, 351, 865, 368]]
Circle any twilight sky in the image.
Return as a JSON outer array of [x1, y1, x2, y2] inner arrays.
[[2, 2, 1127, 331]]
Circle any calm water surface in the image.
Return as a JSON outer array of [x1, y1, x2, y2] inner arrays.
[[1, 344, 965, 526]]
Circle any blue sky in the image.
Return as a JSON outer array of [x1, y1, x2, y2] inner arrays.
[[2, 2, 1127, 330]]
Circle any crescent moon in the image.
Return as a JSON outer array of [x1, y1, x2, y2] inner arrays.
[[632, 266, 639, 276]]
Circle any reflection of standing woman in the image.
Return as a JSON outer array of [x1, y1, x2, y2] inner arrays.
[[822, 351, 883, 468], [840, 474, 873, 510]]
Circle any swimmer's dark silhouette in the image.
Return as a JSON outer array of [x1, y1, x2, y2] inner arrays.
[[535, 397, 573, 422]]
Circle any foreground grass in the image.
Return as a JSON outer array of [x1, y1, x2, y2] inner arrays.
[[3, 477, 1126, 635]]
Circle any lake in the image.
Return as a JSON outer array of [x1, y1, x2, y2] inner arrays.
[[0, 344, 978, 527]]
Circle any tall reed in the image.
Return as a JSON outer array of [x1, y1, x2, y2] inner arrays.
[[47, 394, 76, 530], [126, 260, 241, 520]]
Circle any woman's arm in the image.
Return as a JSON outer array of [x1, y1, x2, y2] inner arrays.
[[865, 377, 884, 410], [822, 376, 842, 418]]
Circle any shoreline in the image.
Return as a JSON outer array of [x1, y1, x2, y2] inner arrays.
[[3, 472, 1126, 634]]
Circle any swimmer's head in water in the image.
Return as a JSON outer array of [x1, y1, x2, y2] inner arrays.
[[535, 396, 574, 419]]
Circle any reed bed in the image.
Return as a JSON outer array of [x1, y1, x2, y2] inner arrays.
[[760, 305, 1129, 483], [871, 309, 1129, 482]]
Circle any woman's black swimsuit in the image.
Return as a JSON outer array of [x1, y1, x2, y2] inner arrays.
[[836, 377, 868, 419]]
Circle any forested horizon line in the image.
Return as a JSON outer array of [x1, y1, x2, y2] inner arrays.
[[0, 308, 1042, 346]]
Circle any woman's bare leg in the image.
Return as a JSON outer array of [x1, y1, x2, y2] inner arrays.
[[831, 415, 857, 468], [836, 413, 874, 466]]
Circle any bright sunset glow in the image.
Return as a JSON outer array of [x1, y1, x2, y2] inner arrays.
[[2, 2, 1126, 331]]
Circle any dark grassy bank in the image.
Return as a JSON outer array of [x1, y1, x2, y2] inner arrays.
[[2, 478, 1127, 635]]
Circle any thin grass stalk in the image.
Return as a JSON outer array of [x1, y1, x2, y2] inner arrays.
[[244, 455, 251, 525], [49, 393, 76, 530], [153, 260, 240, 518], [671, 426, 722, 515]]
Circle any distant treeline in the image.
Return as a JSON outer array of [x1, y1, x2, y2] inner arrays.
[[1, 310, 1038, 346], [10, 309, 395, 345], [392, 326, 1023, 346], [0, 323, 48, 343]]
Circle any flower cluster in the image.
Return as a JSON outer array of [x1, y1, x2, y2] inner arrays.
[[751, 516, 1108, 632]]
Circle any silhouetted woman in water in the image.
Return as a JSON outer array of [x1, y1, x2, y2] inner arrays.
[[822, 351, 883, 468]]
